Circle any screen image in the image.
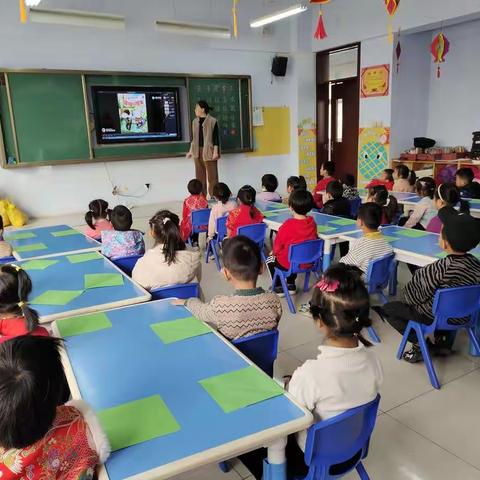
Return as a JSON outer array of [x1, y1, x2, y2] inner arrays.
[[92, 86, 181, 144]]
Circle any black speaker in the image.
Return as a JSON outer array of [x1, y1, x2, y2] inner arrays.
[[271, 56, 288, 77]]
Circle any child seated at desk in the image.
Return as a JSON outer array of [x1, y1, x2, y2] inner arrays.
[[402, 177, 436, 230], [375, 210, 480, 363], [283, 176, 307, 205], [455, 167, 480, 199], [321, 181, 351, 217], [101, 205, 145, 259], [132, 210, 202, 291], [393, 164, 416, 193], [257, 174, 282, 203], [0, 264, 48, 343], [0, 336, 110, 478], [339, 203, 393, 275], [342, 174, 360, 200], [84, 199, 113, 240], [179, 179, 209, 244], [226, 185, 264, 238], [172, 236, 281, 341], [0, 216, 12, 259], [366, 168, 395, 191], [367, 185, 399, 225], [313, 161, 336, 209], [207, 182, 236, 241]]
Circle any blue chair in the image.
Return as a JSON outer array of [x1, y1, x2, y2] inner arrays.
[[397, 285, 480, 389], [188, 208, 211, 246], [237, 223, 268, 262], [349, 198, 362, 218], [272, 239, 324, 314], [293, 395, 380, 480], [365, 253, 396, 343], [111, 254, 143, 277], [232, 330, 279, 377], [0, 256, 16, 264], [150, 283, 200, 300], [205, 216, 228, 271]]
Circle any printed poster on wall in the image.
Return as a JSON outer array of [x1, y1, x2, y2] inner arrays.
[[360, 64, 390, 98], [358, 126, 390, 187], [298, 118, 317, 191]]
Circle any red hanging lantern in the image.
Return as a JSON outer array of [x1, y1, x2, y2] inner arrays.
[[384, 0, 400, 42], [310, 0, 330, 40], [431, 32, 450, 78]]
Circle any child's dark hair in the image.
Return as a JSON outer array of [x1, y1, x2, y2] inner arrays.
[[85, 199, 111, 230], [415, 177, 436, 199], [289, 189, 314, 215], [435, 183, 470, 214], [149, 210, 185, 265], [326, 180, 344, 200], [187, 179, 204, 196], [384, 168, 394, 182], [310, 264, 372, 347], [0, 336, 65, 449], [213, 182, 232, 204], [223, 236, 261, 281], [358, 202, 382, 230], [368, 185, 398, 224], [456, 167, 474, 183], [0, 215, 3, 231], [343, 174, 356, 187], [287, 176, 307, 191], [0, 265, 39, 332], [197, 100, 212, 114], [262, 174, 279, 193], [110, 205, 133, 232], [395, 164, 416, 185], [321, 161, 335, 177], [237, 185, 257, 219]]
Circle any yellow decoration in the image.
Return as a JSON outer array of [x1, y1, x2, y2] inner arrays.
[[247, 107, 290, 157], [19, 0, 27, 23], [232, 0, 238, 38], [298, 118, 317, 191]]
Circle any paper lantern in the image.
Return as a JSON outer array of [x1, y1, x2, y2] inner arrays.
[[431, 32, 450, 78], [310, 0, 330, 40]]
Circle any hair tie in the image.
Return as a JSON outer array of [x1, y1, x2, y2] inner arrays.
[[437, 184, 445, 203], [11, 265, 21, 272], [17, 301, 26, 308], [385, 197, 390, 207], [163, 217, 171, 225], [316, 277, 340, 293]]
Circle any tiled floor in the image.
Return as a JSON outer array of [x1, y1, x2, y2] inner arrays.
[[26, 203, 480, 479]]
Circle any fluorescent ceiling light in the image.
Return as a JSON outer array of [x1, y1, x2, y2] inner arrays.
[[250, 3, 307, 28], [155, 21, 231, 39], [25, 0, 42, 6], [29, 7, 125, 29]]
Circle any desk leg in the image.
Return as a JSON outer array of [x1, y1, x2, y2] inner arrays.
[[470, 322, 480, 357], [322, 240, 333, 272], [263, 437, 287, 480]]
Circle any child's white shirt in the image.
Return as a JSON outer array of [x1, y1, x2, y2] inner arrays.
[[288, 343, 383, 451]]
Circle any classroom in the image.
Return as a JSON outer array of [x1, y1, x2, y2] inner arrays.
[[0, 1, 480, 479]]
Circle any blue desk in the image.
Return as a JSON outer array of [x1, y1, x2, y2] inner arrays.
[[256, 199, 288, 213], [5, 224, 100, 260], [264, 211, 361, 270], [23, 253, 150, 323], [53, 300, 312, 480]]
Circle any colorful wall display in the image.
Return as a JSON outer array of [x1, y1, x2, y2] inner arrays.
[[357, 125, 390, 187], [298, 118, 317, 191], [361, 64, 390, 98]]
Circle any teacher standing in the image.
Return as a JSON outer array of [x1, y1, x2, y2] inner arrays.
[[186, 101, 220, 197]]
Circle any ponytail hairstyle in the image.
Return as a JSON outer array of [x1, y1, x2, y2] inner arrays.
[[213, 182, 232, 204], [310, 264, 372, 347], [435, 183, 470, 215], [237, 185, 257, 219], [415, 177, 436, 199], [287, 175, 307, 191], [149, 210, 185, 265], [368, 185, 398, 224], [85, 199, 111, 230], [0, 265, 39, 332]]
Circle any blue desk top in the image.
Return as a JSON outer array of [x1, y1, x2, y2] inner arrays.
[[58, 300, 307, 480], [23, 254, 150, 322], [5, 224, 100, 260], [256, 200, 288, 213]]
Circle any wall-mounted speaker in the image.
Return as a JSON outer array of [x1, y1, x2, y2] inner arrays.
[[271, 56, 288, 77]]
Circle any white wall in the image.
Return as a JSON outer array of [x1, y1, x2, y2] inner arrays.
[[0, 0, 300, 217]]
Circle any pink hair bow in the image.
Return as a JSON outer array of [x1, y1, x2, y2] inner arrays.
[[316, 278, 340, 293]]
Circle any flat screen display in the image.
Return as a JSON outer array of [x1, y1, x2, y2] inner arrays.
[[92, 86, 181, 144]]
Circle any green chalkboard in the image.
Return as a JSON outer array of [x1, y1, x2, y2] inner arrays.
[[7, 73, 91, 163], [188, 77, 251, 152], [0, 80, 16, 164]]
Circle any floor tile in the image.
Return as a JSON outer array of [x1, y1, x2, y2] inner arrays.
[[170, 463, 242, 479], [273, 351, 303, 380]]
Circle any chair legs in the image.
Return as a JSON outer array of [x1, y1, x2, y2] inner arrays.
[[368, 327, 381, 343], [396, 323, 412, 360], [218, 461, 230, 473], [303, 272, 311, 293], [273, 270, 296, 314], [388, 261, 399, 297], [467, 327, 480, 356], [356, 462, 371, 480]]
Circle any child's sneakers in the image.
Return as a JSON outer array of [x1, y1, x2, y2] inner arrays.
[[298, 303, 312, 318], [273, 284, 297, 297]]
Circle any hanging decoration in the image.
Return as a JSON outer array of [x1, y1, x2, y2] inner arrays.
[[310, 0, 330, 40], [431, 32, 450, 78], [19, 0, 27, 23], [232, 0, 238, 38], [395, 28, 401, 74], [384, 0, 400, 43]]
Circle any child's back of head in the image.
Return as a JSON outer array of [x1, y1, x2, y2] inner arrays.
[[368, 185, 398, 224], [289, 188, 314, 215], [187, 179, 204, 196], [455, 167, 474, 186], [383, 169, 394, 182], [326, 180, 344, 200], [85, 199, 110, 230], [213, 182, 232, 204], [435, 183, 470, 214], [261, 174, 279, 193], [439, 209, 480, 253], [223, 235, 261, 282], [395, 164, 416, 185], [110, 205, 133, 232], [287, 176, 307, 192], [237, 185, 257, 218], [358, 202, 382, 231], [321, 161, 335, 177], [415, 177, 436, 198], [343, 174, 356, 187], [149, 210, 185, 265]]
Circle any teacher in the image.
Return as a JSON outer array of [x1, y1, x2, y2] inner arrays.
[[186, 100, 220, 197]]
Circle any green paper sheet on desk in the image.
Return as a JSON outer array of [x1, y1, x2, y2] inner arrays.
[[97, 395, 180, 451], [51, 229, 82, 237], [395, 229, 429, 238], [66, 252, 103, 264], [21, 259, 59, 271], [30, 290, 84, 306], [15, 243, 47, 253], [84, 273, 124, 289], [199, 365, 284, 413], [57, 312, 112, 337], [6, 232, 36, 241], [329, 218, 357, 226], [151, 317, 212, 344], [262, 210, 286, 218], [317, 225, 336, 234], [381, 235, 398, 243]]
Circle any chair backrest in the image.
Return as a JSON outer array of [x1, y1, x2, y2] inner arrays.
[[237, 223, 267, 247], [304, 395, 380, 475], [232, 329, 279, 377], [216, 215, 228, 242], [150, 283, 200, 301], [191, 209, 211, 233], [0, 256, 16, 265], [349, 198, 362, 218], [111, 254, 143, 277], [288, 239, 324, 274], [432, 285, 480, 330], [366, 253, 395, 293]]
